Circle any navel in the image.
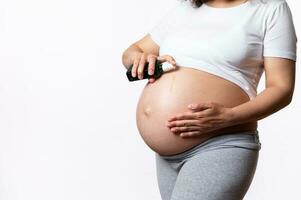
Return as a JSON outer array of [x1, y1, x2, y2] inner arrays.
[[143, 106, 152, 117]]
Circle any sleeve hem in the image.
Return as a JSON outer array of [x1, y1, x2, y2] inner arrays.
[[263, 50, 296, 61]]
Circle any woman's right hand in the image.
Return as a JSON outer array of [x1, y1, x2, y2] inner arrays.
[[131, 52, 177, 83]]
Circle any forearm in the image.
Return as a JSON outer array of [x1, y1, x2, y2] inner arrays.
[[122, 44, 143, 70], [230, 86, 293, 125]]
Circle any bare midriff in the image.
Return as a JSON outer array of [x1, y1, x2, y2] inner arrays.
[[136, 66, 257, 156]]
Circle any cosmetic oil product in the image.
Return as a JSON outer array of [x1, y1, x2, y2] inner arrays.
[[126, 60, 174, 81]]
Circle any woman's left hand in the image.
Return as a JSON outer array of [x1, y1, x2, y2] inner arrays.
[[166, 102, 236, 138]]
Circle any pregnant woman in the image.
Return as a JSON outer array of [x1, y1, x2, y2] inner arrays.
[[122, 0, 297, 199]]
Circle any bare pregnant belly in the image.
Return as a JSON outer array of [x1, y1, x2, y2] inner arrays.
[[136, 66, 257, 156]]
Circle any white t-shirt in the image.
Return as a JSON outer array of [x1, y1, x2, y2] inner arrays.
[[148, 0, 298, 100]]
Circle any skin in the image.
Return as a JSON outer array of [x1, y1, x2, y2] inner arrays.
[[122, 0, 295, 139], [205, 0, 250, 8], [166, 57, 295, 138]]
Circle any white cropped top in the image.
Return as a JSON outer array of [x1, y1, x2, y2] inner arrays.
[[148, 0, 297, 100]]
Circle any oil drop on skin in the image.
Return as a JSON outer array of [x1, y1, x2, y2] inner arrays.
[[126, 60, 175, 81]]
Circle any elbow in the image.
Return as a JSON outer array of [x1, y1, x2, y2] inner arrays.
[[272, 84, 295, 107], [121, 51, 132, 70], [282, 90, 294, 107], [285, 95, 293, 106]]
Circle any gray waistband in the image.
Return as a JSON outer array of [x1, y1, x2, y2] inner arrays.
[[158, 130, 261, 161]]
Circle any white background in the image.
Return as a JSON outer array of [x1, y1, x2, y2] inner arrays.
[[0, 0, 300, 199]]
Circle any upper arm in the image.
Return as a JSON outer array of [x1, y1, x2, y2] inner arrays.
[[262, 1, 297, 96], [263, 57, 295, 94]]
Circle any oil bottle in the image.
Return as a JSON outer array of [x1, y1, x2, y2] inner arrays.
[[126, 60, 175, 81]]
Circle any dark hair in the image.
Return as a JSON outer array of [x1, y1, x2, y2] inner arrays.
[[184, 0, 210, 8]]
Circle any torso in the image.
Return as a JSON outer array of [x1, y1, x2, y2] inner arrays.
[[136, 66, 257, 156], [134, 0, 280, 156]]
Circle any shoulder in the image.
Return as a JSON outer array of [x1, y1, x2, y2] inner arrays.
[[250, 0, 293, 21], [257, 0, 289, 11]]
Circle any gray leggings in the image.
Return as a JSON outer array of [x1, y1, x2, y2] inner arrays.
[[155, 130, 261, 200]]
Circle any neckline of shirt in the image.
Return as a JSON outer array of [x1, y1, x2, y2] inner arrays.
[[202, 0, 251, 11]]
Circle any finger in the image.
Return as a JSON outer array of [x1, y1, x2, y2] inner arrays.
[[137, 54, 146, 79], [131, 57, 140, 77], [147, 55, 157, 76], [170, 126, 200, 134], [148, 77, 156, 83], [156, 57, 167, 68], [159, 55, 176, 65], [193, 109, 213, 118], [166, 119, 199, 128], [160, 54, 176, 64], [187, 102, 214, 111], [166, 55, 177, 65], [167, 112, 198, 122], [157, 59, 177, 71], [180, 131, 201, 138], [156, 56, 165, 62], [167, 61, 178, 70]]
